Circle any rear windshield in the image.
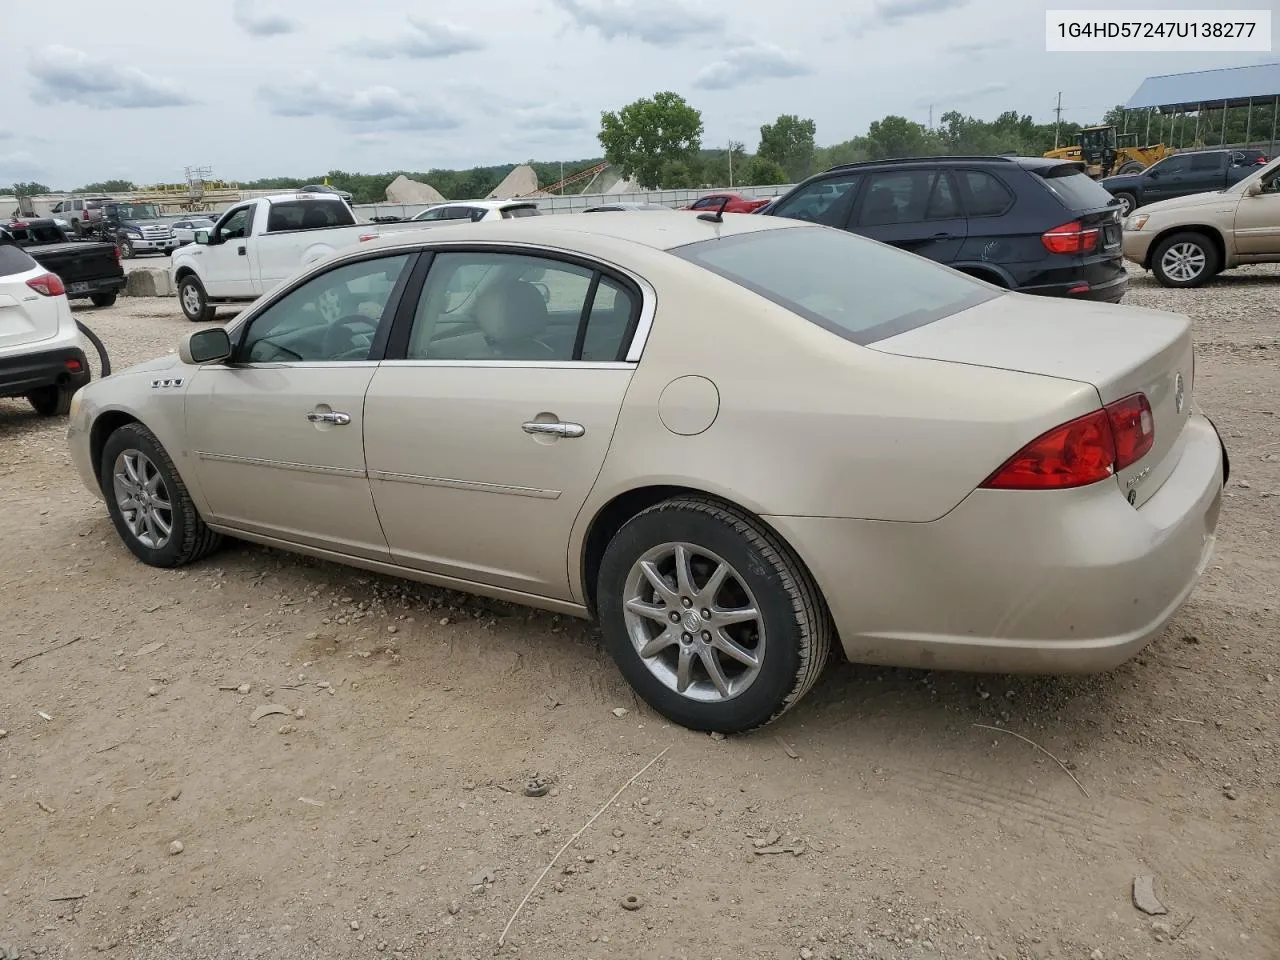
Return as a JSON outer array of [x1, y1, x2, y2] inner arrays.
[[0, 242, 38, 276], [264, 200, 355, 232], [501, 205, 540, 219], [1036, 166, 1117, 210], [672, 225, 997, 345], [4, 222, 63, 243]]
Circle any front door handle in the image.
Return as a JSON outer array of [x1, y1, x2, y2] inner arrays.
[[522, 420, 585, 439], [306, 411, 351, 425], [238, 245, 247, 256]]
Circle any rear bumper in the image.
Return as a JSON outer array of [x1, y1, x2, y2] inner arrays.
[[764, 414, 1225, 674], [63, 276, 127, 300], [1020, 269, 1128, 303], [0, 344, 90, 397]]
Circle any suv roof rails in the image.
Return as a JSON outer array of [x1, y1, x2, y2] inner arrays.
[[827, 155, 1020, 172]]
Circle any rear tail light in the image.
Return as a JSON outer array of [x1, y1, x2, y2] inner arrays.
[[26, 273, 66, 297], [981, 393, 1155, 490], [1042, 220, 1100, 255], [113, 244, 122, 261]]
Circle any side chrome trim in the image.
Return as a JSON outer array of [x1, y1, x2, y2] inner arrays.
[[368, 470, 561, 499], [624, 272, 657, 362], [201, 360, 381, 371], [376, 359, 633, 370], [195, 451, 367, 479]]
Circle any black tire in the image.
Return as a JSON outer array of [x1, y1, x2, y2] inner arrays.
[[90, 291, 117, 308], [597, 496, 832, 733], [26, 384, 73, 417], [1116, 162, 1146, 175], [1151, 231, 1220, 288], [1113, 191, 1138, 217], [100, 422, 222, 568], [71, 219, 83, 237], [178, 275, 215, 322], [119, 239, 134, 259]]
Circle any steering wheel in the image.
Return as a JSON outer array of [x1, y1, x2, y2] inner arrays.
[[320, 315, 376, 360]]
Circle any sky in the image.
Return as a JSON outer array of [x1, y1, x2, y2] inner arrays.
[[1, 0, 1276, 190]]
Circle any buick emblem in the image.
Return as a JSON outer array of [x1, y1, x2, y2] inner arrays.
[[1174, 372, 1185, 414]]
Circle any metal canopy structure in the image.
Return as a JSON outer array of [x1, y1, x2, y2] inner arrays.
[[1126, 62, 1280, 112]]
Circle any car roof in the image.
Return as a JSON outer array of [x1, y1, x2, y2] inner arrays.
[[427, 199, 540, 210], [825, 155, 1077, 173], [361, 209, 803, 255]]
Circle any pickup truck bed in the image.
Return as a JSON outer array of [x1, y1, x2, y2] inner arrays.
[[1, 219, 126, 307]]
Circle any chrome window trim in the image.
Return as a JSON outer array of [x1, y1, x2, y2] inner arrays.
[[376, 360, 636, 370], [224, 239, 658, 364]]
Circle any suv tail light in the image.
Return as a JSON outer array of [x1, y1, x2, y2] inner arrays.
[[1042, 220, 1100, 255], [981, 393, 1155, 490], [26, 272, 66, 297]]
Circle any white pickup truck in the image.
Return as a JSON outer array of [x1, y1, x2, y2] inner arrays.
[[170, 193, 418, 321]]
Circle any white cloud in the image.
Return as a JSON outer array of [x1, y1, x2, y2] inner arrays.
[[232, 0, 297, 36], [551, 0, 719, 45], [344, 17, 485, 59], [693, 43, 809, 91], [27, 46, 193, 109], [260, 77, 461, 131]]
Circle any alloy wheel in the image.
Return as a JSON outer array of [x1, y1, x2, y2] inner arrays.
[[1160, 242, 1207, 283], [621, 542, 766, 703], [112, 450, 173, 550], [181, 283, 203, 318]]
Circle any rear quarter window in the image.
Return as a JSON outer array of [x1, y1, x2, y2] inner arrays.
[[0, 243, 39, 276], [673, 225, 997, 345], [1036, 167, 1118, 210]]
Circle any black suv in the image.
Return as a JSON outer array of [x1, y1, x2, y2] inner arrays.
[[760, 156, 1127, 303]]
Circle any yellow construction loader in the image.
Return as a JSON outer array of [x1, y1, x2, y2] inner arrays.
[[1044, 125, 1169, 179]]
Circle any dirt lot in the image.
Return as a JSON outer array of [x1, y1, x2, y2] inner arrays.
[[2, 269, 1277, 960]]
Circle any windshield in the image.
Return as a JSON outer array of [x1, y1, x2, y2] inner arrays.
[[672, 225, 997, 345], [110, 203, 163, 220]]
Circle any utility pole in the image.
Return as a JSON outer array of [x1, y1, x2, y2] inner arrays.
[[728, 142, 733, 188], [928, 104, 933, 130], [1053, 92, 1063, 148]]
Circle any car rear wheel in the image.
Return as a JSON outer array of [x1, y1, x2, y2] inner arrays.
[[90, 292, 117, 307], [1151, 232, 1219, 288], [101, 422, 222, 567], [178, 275, 215, 322], [1113, 191, 1138, 217], [27, 384, 73, 417], [597, 497, 831, 733]]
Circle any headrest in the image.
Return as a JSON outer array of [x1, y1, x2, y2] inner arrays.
[[474, 281, 548, 343]]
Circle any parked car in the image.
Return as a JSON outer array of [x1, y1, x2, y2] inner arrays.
[[682, 193, 770, 213], [0, 241, 91, 416], [47, 196, 110, 236], [408, 200, 541, 223], [582, 202, 672, 212], [170, 193, 421, 322], [170, 217, 216, 244], [762, 156, 1127, 302], [1100, 149, 1268, 217], [0, 217, 126, 307], [299, 183, 354, 202], [1122, 156, 1280, 286], [68, 212, 1225, 733], [99, 201, 178, 258]]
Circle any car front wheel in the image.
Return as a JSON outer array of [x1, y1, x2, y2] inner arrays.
[[597, 497, 831, 733], [101, 422, 222, 567], [1152, 232, 1219, 288], [178, 275, 215, 322]]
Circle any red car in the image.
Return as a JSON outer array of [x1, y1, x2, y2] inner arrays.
[[682, 193, 770, 214]]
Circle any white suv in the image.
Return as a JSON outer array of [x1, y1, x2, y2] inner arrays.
[[0, 243, 90, 415]]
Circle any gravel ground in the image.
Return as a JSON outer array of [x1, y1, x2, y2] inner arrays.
[[1, 266, 1277, 960]]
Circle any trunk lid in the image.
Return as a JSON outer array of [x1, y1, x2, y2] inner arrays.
[[0, 248, 61, 348], [871, 293, 1194, 507]]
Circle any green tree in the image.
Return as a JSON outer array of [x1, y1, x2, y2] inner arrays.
[[599, 92, 704, 190], [757, 114, 817, 181], [700, 141, 746, 187], [744, 156, 788, 186], [864, 116, 942, 159], [75, 179, 134, 193], [8, 181, 51, 196]]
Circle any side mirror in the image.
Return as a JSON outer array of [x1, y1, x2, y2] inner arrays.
[[194, 229, 210, 245], [1245, 180, 1263, 197], [179, 327, 232, 365]]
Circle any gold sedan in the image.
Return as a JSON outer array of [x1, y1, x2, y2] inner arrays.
[[68, 212, 1227, 732]]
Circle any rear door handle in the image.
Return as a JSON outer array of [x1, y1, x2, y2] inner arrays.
[[522, 421, 585, 438], [306, 411, 351, 425]]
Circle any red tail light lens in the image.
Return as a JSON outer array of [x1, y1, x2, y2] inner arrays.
[[982, 393, 1155, 491], [26, 272, 66, 297], [1042, 220, 1100, 255]]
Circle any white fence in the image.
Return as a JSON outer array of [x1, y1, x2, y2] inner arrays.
[[352, 183, 796, 221]]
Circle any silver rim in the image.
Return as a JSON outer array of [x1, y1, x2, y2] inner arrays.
[[622, 542, 765, 703], [181, 283, 203, 317], [112, 450, 173, 550], [1160, 242, 1206, 282], [1117, 196, 1132, 216]]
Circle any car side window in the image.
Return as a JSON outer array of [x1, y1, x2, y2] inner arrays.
[[858, 171, 953, 226], [772, 176, 860, 227], [924, 173, 961, 219], [1190, 153, 1222, 171], [238, 254, 413, 363], [416, 207, 447, 221], [219, 205, 253, 241], [1152, 156, 1190, 176], [405, 251, 635, 362], [958, 171, 1014, 217]]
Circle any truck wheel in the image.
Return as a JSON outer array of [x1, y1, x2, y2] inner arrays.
[[1152, 232, 1219, 288], [1116, 162, 1146, 175], [1113, 191, 1138, 217], [90, 292, 118, 308], [178, 276, 215, 322], [27, 384, 74, 417], [119, 239, 135, 259]]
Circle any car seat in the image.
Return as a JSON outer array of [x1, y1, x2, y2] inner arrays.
[[474, 281, 559, 360]]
